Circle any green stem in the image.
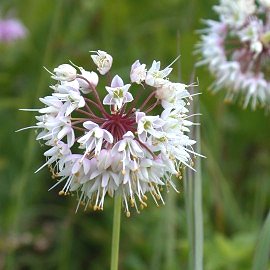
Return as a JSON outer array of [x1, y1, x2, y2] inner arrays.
[[110, 195, 122, 270], [184, 71, 204, 270]]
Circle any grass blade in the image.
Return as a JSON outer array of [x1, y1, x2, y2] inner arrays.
[[252, 210, 270, 270]]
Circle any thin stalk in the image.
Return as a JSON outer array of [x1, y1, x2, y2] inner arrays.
[[77, 75, 109, 117], [164, 190, 177, 270], [184, 70, 204, 270], [139, 90, 156, 110], [110, 195, 122, 270]]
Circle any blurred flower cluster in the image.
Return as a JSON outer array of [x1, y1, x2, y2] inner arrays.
[[19, 50, 199, 216], [0, 16, 27, 43], [197, 0, 270, 109]]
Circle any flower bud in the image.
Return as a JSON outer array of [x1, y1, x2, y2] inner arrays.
[[77, 68, 99, 94], [130, 60, 147, 84], [90, 50, 113, 75], [52, 64, 77, 82]]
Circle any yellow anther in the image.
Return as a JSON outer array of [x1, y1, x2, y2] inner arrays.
[[59, 190, 64, 196], [142, 202, 147, 207], [130, 198, 135, 207], [126, 211, 131, 218]]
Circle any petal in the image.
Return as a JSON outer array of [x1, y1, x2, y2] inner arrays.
[[101, 173, 110, 187], [103, 130, 113, 143], [83, 121, 98, 130], [111, 75, 124, 87]]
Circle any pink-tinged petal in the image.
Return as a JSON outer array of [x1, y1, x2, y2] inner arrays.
[[101, 173, 110, 187], [67, 130, 75, 147], [123, 131, 134, 139], [118, 140, 127, 152], [103, 94, 113, 105], [82, 158, 91, 174], [135, 111, 145, 123], [124, 92, 134, 103], [57, 126, 70, 140], [103, 130, 113, 143], [94, 128, 104, 139], [72, 161, 81, 174], [111, 75, 124, 87], [90, 170, 101, 179], [65, 104, 75, 116], [44, 146, 58, 156], [130, 140, 144, 154], [123, 171, 130, 184], [83, 121, 98, 130], [131, 60, 140, 70]]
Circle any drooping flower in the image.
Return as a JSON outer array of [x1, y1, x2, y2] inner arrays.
[[197, 0, 270, 109], [18, 50, 200, 216]]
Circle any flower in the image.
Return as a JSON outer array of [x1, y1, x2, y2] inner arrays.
[[104, 75, 133, 111], [52, 64, 77, 81], [145, 60, 172, 87], [130, 60, 147, 84], [197, 0, 270, 109], [0, 17, 27, 42], [19, 50, 200, 216], [90, 50, 113, 75]]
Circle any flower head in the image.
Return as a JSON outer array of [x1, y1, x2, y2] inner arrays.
[[19, 50, 200, 216], [197, 0, 270, 109], [0, 17, 27, 43]]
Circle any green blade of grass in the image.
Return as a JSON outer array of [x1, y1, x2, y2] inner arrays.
[[252, 210, 270, 270]]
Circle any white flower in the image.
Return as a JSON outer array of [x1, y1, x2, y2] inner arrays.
[[35, 141, 71, 173], [52, 85, 85, 116], [19, 50, 200, 215], [145, 60, 172, 87], [38, 96, 64, 115], [130, 60, 147, 84], [77, 67, 99, 94], [104, 75, 133, 110], [78, 121, 113, 157], [213, 0, 256, 28], [52, 64, 77, 81], [112, 131, 144, 174], [197, 0, 270, 109], [156, 81, 190, 109], [136, 112, 165, 142], [90, 50, 113, 75]]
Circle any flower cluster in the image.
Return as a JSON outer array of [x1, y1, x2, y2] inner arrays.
[[19, 50, 199, 216], [197, 0, 270, 109], [0, 17, 27, 42]]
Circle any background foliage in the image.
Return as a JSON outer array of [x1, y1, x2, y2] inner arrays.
[[0, 0, 269, 269]]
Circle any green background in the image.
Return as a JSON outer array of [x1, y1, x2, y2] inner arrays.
[[0, 0, 269, 269]]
